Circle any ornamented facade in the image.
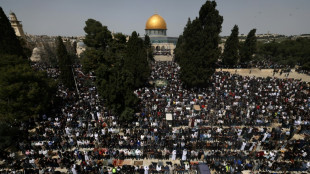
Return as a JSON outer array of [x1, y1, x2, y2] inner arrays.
[[145, 14, 178, 56]]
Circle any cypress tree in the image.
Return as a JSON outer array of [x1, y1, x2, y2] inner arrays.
[[0, 7, 56, 150], [124, 31, 150, 88], [176, 1, 223, 88], [240, 29, 257, 63], [144, 34, 154, 62], [56, 36, 75, 90], [83, 19, 112, 50], [222, 25, 240, 67]]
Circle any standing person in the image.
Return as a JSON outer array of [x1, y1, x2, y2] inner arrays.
[[184, 163, 190, 174], [182, 149, 187, 161], [172, 150, 177, 160], [136, 149, 141, 160], [144, 165, 149, 174], [71, 164, 77, 174], [156, 164, 162, 173], [240, 142, 246, 151]]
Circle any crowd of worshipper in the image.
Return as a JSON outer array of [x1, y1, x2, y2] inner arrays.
[[0, 61, 310, 174]]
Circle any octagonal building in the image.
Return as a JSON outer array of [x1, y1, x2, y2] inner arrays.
[[144, 14, 178, 56]]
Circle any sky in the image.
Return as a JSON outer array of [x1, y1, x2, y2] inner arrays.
[[1, 0, 310, 37]]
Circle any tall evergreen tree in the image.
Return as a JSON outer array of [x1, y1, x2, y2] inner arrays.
[[175, 1, 223, 88], [144, 34, 154, 62], [83, 19, 112, 50], [0, 7, 56, 150], [240, 29, 257, 63], [0, 7, 25, 58], [56, 36, 75, 90], [174, 35, 184, 63], [124, 31, 150, 88], [96, 41, 139, 122], [222, 25, 240, 67], [81, 19, 112, 73]]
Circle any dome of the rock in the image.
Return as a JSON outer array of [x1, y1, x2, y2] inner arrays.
[[145, 14, 167, 30]]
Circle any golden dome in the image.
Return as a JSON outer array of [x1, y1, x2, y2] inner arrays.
[[145, 14, 167, 30]]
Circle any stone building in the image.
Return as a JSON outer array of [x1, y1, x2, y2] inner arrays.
[[9, 12, 25, 38], [145, 14, 178, 56]]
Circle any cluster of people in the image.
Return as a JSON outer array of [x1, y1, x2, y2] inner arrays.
[[0, 61, 309, 173]]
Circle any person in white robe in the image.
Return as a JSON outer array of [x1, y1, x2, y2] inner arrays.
[[172, 150, 177, 160], [182, 149, 187, 160]]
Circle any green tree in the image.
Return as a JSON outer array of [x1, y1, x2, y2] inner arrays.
[[0, 56, 56, 122], [0, 55, 56, 150], [0, 8, 56, 150], [110, 33, 127, 56], [83, 19, 112, 50], [96, 55, 138, 122], [56, 36, 75, 90], [82, 19, 149, 122], [81, 19, 113, 73], [240, 29, 257, 63], [174, 34, 184, 63], [0, 122, 21, 150], [65, 40, 78, 64], [255, 37, 310, 68], [222, 25, 239, 67], [175, 1, 223, 88], [124, 31, 151, 88], [40, 41, 58, 67], [19, 37, 34, 58], [144, 34, 154, 62], [0, 7, 25, 58], [81, 48, 104, 73]]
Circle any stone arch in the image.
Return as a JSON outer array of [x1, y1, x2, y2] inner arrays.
[[156, 46, 160, 51], [161, 46, 165, 51]]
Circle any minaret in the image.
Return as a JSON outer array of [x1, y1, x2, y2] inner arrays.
[[9, 11, 25, 37]]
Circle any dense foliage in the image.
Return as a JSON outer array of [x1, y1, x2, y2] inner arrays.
[[56, 36, 75, 90], [240, 29, 257, 63], [144, 34, 154, 62], [256, 38, 310, 70], [0, 7, 56, 150], [0, 55, 56, 122], [175, 1, 223, 88], [83, 19, 112, 50], [124, 31, 151, 88], [222, 25, 239, 67], [82, 19, 150, 121]]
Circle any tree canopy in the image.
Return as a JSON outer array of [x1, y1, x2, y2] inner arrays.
[[144, 34, 154, 62], [0, 7, 56, 150], [83, 19, 112, 50], [255, 38, 310, 70], [0, 55, 56, 122], [124, 31, 151, 88], [56, 36, 75, 90], [222, 25, 239, 67], [240, 29, 257, 63], [82, 19, 150, 122], [175, 1, 223, 88]]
